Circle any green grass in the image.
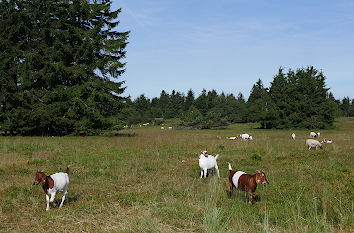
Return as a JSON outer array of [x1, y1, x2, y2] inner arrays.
[[0, 118, 353, 232]]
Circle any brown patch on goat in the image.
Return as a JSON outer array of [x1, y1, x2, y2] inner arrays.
[[33, 171, 54, 194]]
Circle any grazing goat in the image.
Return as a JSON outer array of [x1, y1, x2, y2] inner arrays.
[[199, 151, 220, 178], [33, 167, 69, 211], [321, 138, 333, 144], [292, 133, 296, 140], [228, 163, 268, 204], [306, 139, 323, 150], [240, 133, 253, 140], [226, 136, 239, 140], [310, 132, 317, 138]]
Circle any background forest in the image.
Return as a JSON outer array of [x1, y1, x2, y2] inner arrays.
[[124, 67, 353, 130]]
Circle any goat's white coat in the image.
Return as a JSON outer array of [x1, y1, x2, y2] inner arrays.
[[232, 171, 246, 189], [240, 134, 252, 140], [46, 172, 69, 211], [199, 153, 220, 178], [310, 132, 317, 138], [306, 139, 322, 150], [292, 133, 295, 140], [226, 136, 237, 140]]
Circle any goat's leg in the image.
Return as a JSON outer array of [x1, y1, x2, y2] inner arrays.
[[229, 183, 234, 198], [49, 192, 56, 203], [46, 194, 50, 211], [203, 168, 207, 178], [246, 189, 256, 204], [59, 191, 67, 208], [200, 170, 203, 178], [251, 193, 256, 204], [215, 165, 220, 178]]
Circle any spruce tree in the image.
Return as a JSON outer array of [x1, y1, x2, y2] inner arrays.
[[0, 0, 129, 135], [247, 79, 266, 122]]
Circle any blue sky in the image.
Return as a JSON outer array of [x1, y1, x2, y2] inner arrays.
[[112, 0, 354, 100]]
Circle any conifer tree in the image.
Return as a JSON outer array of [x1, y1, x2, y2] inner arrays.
[[247, 79, 266, 122], [184, 89, 194, 111], [0, 0, 129, 135]]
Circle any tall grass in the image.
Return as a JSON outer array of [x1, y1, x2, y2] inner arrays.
[[0, 118, 353, 232]]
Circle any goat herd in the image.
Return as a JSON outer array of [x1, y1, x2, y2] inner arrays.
[[199, 131, 333, 205], [32, 131, 333, 211]]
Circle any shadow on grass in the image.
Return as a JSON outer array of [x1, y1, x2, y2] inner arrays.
[[226, 189, 261, 203], [52, 193, 80, 208], [104, 132, 137, 137]]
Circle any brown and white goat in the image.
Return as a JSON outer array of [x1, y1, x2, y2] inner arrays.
[[33, 167, 69, 211], [228, 163, 268, 204]]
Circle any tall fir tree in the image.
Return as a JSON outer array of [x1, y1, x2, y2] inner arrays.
[[0, 0, 129, 135], [184, 89, 194, 111], [247, 78, 266, 122]]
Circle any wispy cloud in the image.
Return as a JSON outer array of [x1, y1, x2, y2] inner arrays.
[[116, 0, 168, 27]]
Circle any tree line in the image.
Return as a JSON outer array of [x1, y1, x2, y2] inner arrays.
[[125, 67, 353, 129]]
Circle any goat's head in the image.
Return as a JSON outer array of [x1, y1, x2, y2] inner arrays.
[[201, 150, 208, 157], [33, 171, 46, 185], [255, 171, 269, 185]]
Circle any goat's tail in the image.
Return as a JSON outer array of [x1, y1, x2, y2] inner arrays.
[[228, 163, 232, 171], [66, 166, 69, 175], [215, 154, 219, 160]]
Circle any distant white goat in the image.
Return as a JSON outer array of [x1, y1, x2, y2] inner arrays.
[[321, 138, 332, 144], [168, 126, 172, 130], [292, 133, 296, 140], [240, 133, 253, 140], [317, 132, 320, 137], [161, 127, 165, 130], [306, 139, 323, 150], [310, 132, 317, 138], [199, 151, 220, 178], [226, 136, 238, 140]]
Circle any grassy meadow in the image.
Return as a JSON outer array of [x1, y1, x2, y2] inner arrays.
[[0, 118, 353, 232]]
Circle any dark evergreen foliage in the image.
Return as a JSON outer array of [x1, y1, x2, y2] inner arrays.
[[0, 0, 129, 135], [257, 67, 335, 129]]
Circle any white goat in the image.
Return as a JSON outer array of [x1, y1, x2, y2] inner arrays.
[[240, 133, 253, 140], [321, 138, 333, 144], [292, 133, 296, 140], [199, 151, 220, 178], [306, 139, 323, 150]]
